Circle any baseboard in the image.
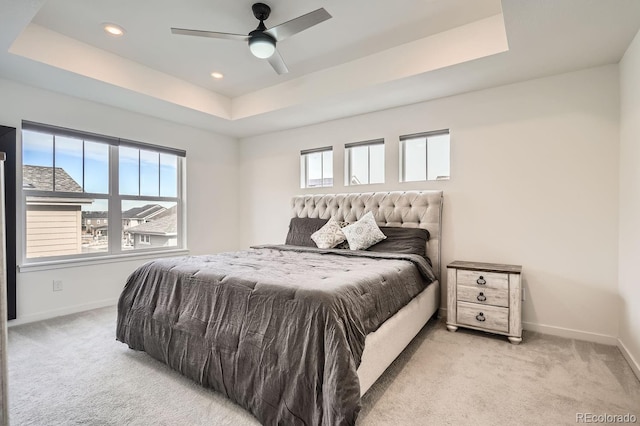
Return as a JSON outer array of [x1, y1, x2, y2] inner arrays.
[[7, 298, 118, 327], [439, 307, 617, 345], [522, 321, 617, 345], [617, 338, 640, 381]]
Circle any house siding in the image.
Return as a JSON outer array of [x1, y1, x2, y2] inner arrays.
[[26, 205, 82, 258], [133, 234, 175, 249]]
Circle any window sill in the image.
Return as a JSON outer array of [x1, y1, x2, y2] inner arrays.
[[18, 248, 190, 273]]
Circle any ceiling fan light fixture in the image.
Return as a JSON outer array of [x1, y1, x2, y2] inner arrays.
[[248, 33, 276, 59], [170, 4, 331, 74]]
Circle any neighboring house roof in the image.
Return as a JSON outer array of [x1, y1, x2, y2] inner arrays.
[[122, 204, 166, 220], [154, 204, 177, 219], [83, 211, 108, 219], [23, 165, 82, 192], [127, 213, 177, 236]]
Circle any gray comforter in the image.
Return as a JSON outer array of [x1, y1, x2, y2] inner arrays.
[[116, 245, 435, 425]]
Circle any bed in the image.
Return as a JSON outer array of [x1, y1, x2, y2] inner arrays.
[[116, 190, 443, 425]]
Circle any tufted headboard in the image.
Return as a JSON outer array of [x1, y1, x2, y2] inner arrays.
[[291, 191, 444, 280]]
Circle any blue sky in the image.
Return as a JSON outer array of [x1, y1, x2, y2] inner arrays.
[[23, 130, 178, 203]]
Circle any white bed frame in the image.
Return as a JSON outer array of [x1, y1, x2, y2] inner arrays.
[[291, 190, 443, 395]]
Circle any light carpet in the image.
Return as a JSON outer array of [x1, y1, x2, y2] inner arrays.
[[6, 306, 640, 425]]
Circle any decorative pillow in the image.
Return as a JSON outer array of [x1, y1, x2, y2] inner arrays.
[[334, 221, 351, 249], [285, 217, 329, 247], [311, 218, 347, 249], [342, 212, 387, 251], [367, 227, 430, 260]]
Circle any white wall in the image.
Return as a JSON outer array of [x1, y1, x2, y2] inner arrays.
[[0, 78, 240, 324], [239, 65, 621, 343], [0, 62, 627, 347], [619, 29, 640, 375]]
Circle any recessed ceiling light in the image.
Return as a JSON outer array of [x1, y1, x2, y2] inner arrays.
[[210, 72, 224, 79], [103, 23, 125, 37]]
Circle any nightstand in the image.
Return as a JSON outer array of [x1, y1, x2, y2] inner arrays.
[[446, 261, 523, 344]]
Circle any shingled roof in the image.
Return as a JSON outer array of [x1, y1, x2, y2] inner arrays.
[[82, 211, 108, 219], [126, 213, 177, 236], [122, 204, 166, 220], [23, 165, 82, 192]]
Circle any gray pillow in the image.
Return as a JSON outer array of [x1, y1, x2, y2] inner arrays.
[[285, 217, 328, 247], [367, 227, 431, 263]]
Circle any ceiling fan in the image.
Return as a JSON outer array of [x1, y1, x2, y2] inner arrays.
[[171, 3, 332, 75]]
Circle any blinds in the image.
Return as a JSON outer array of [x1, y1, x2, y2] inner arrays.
[[399, 129, 449, 141], [344, 138, 384, 149], [300, 146, 332, 155], [22, 121, 187, 157]]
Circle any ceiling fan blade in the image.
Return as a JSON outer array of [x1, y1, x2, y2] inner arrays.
[[171, 28, 249, 41], [264, 8, 331, 42], [268, 50, 289, 75]]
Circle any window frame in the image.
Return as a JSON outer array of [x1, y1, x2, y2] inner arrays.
[[300, 146, 333, 189], [344, 138, 385, 186], [19, 121, 187, 268], [399, 129, 450, 182]]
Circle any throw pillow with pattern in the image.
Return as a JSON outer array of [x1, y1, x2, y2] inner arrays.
[[342, 211, 387, 250], [311, 218, 347, 249]]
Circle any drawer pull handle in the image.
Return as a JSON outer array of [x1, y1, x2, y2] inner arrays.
[[476, 276, 486, 285], [477, 292, 486, 302], [476, 312, 486, 322]]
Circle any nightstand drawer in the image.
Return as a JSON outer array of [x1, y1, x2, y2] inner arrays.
[[457, 270, 508, 291], [457, 285, 509, 308], [457, 301, 509, 333]]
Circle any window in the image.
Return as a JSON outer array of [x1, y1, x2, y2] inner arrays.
[[345, 139, 384, 185], [400, 130, 450, 182], [300, 147, 333, 188], [21, 121, 185, 263]]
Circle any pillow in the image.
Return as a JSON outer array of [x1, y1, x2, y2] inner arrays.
[[311, 218, 347, 249], [342, 212, 387, 251], [367, 227, 430, 259], [285, 217, 329, 247], [331, 221, 351, 249]]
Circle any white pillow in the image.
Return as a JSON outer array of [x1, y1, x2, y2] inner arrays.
[[342, 212, 386, 250], [311, 218, 347, 249]]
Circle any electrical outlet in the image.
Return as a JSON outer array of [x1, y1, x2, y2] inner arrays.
[[53, 280, 63, 291]]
